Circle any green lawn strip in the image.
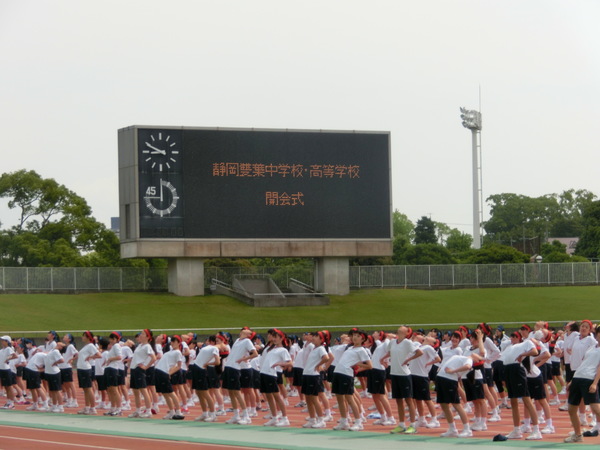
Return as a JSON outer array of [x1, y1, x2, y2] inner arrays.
[[1, 286, 599, 335]]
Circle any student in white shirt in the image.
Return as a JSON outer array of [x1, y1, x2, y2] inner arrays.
[[564, 326, 600, 443], [192, 335, 221, 422], [75, 331, 101, 415], [301, 331, 330, 429], [261, 329, 293, 427], [155, 335, 185, 420], [128, 329, 157, 418], [103, 332, 123, 416], [332, 329, 372, 431], [45, 342, 65, 413], [381, 326, 422, 434], [59, 333, 79, 408], [0, 336, 18, 409]]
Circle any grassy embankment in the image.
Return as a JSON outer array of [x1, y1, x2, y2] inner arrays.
[[1, 285, 598, 337]]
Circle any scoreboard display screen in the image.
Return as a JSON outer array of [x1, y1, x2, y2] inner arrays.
[[137, 128, 391, 240]]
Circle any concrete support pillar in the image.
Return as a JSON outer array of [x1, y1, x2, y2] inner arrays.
[[168, 258, 205, 296], [315, 257, 350, 296]]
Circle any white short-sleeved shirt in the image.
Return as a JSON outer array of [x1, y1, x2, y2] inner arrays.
[[461, 346, 485, 380], [550, 340, 563, 363], [130, 343, 154, 369], [26, 352, 46, 371], [334, 346, 370, 377], [156, 349, 182, 374], [437, 354, 473, 382], [225, 338, 255, 370], [563, 331, 580, 364], [77, 343, 99, 370], [371, 339, 390, 371], [44, 349, 63, 375], [388, 339, 420, 376], [482, 338, 500, 368], [573, 347, 600, 380], [58, 344, 78, 370], [330, 344, 348, 367], [571, 335, 598, 370], [501, 340, 535, 365], [260, 347, 291, 377], [95, 351, 108, 376], [106, 343, 123, 370], [409, 344, 438, 378], [0, 346, 15, 370], [303, 345, 327, 376], [194, 345, 219, 369], [120, 344, 133, 370]]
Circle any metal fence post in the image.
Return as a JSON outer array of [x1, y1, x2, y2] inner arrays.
[[428, 265, 431, 288], [524, 264, 526, 286], [572, 263, 575, 285], [500, 265, 503, 286], [51, 267, 54, 291], [26, 267, 29, 292], [380, 266, 384, 288], [74, 268, 77, 291], [476, 265, 479, 287], [98, 267, 101, 291], [452, 265, 455, 287]]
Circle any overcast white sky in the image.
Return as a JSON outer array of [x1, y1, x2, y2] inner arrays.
[[1, 1, 599, 236]]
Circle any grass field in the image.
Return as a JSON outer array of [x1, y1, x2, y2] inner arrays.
[[1, 285, 599, 337]]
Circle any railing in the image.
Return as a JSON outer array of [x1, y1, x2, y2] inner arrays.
[[349, 262, 600, 289], [2, 263, 599, 293], [0, 267, 168, 292]]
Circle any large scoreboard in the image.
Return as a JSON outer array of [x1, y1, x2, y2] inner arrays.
[[118, 126, 392, 258]]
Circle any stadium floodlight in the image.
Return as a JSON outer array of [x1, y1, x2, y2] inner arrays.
[[460, 107, 483, 249]]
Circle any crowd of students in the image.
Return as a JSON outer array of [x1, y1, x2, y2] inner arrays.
[[0, 321, 599, 444]]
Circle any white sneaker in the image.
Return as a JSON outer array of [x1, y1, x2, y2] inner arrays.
[[225, 416, 240, 424], [162, 411, 174, 420], [541, 425, 555, 434], [526, 430, 543, 440], [521, 424, 532, 433], [416, 417, 428, 427], [275, 417, 290, 427], [425, 419, 440, 428], [86, 407, 98, 415], [471, 423, 485, 431], [302, 419, 315, 428], [128, 411, 140, 418], [139, 410, 152, 418], [458, 429, 473, 437], [323, 414, 334, 422], [349, 421, 364, 431], [215, 409, 226, 416], [507, 429, 523, 439], [26, 404, 38, 411], [237, 417, 252, 425], [440, 429, 459, 437], [333, 420, 350, 431], [264, 417, 279, 426], [204, 414, 217, 422], [382, 417, 397, 426], [489, 413, 501, 422], [312, 419, 326, 428]]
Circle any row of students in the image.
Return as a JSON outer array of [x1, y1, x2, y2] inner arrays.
[[3, 323, 600, 443]]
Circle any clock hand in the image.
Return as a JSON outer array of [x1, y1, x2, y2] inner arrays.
[[160, 180, 164, 202], [145, 142, 166, 155]]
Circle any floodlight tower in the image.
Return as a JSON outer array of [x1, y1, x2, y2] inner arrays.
[[460, 107, 483, 249]]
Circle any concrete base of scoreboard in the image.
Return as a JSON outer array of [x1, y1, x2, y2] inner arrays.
[[168, 258, 205, 296], [166, 257, 351, 297]]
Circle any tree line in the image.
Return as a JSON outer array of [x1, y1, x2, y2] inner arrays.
[[1, 170, 600, 268]]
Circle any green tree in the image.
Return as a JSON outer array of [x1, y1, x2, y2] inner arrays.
[[0, 170, 118, 267], [400, 243, 456, 265], [414, 216, 437, 244], [461, 243, 529, 264], [446, 229, 473, 252], [392, 210, 414, 242], [574, 200, 600, 259]]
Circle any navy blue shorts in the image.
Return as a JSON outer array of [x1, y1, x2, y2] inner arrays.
[[332, 373, 354, 396], [46, 372, 62, 392], [260, 373, 279, 394], [104, 367, 119, 388], [367, 368, 387, 395], [240, 368, 253, 389], [77, 368, 94, 389], [60, 367, 74, 383], [130, 367, 148, 389], [435, 376, 460, 404], [0, 369, 15, 387], [221, 367, 241, 391], [301, 374, 323, 396], [206, 366, 221, 389], [569, 378, 600, 406], [412, 375, 431, 401], [191, 365, 209, 391], [155, 369, 174, 394], [145, 366, 156, 386], [391, 374, 413, 399], [96, 374, 107, 391], [24, 368, 41, 390]]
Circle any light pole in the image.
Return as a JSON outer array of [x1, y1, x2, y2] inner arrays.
[[460, 107, 483, 249]]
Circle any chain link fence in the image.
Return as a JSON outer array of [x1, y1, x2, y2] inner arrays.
[[349, 262, 600, 289], [1, 262, 599, 292]]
